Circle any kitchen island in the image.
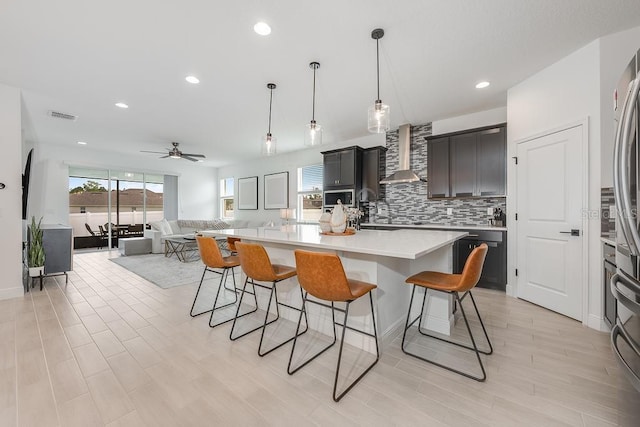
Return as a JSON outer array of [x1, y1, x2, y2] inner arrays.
[[201, 224, 467, 352]]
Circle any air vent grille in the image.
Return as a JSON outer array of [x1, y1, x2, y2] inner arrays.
[[47, 110, 78, 121]]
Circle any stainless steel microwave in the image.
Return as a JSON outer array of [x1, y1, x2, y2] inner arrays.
[[323, 189, 355, 207]]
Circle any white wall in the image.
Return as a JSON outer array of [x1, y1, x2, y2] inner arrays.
[[217, 134, 385, 224], [0, 83, 23, 299], [599, 26, 640, 187], [507, 40, 602, 329], [432, 107, 507, 136], [29, 144, 217, 226]]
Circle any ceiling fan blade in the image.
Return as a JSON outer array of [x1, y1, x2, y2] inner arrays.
[[182, 155, 199, 162], [159, 155, 169, 158], [140, 150, 167, 154], [181, 153, 205, 158]]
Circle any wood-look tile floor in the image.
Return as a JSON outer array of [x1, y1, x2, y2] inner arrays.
[[1, 250, 639, 426]]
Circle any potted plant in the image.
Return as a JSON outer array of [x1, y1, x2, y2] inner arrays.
[[28, 216, 45, 277]]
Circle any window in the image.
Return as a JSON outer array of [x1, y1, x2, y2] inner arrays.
[[297, 164, 323, 222], [220, 177, 234, 219]]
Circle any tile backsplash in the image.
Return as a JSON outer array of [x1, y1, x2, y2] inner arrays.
[[362, 122, 506, 226], [601, 187, 615, 239]]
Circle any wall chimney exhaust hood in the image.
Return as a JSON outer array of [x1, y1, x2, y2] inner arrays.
[[380, 123, 425, 184]]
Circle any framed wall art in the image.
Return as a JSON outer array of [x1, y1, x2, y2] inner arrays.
[[237, 176, 258, 210], [264, 171, 289, 210]]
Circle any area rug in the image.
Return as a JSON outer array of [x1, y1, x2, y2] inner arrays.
[[110, 253, 205, 289]]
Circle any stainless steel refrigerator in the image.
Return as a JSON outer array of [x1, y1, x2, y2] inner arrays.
[[612, 49, 640, 404]]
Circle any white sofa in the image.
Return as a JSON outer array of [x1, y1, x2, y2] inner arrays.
[[144, 218, 268, 254]]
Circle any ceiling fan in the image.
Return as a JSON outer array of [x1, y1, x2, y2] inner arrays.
[[141, 142, 205, 162]]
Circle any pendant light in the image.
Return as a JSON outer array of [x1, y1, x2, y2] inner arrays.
[[304, 62, 322, 147], [262, 83, 277, 156], [368, 28, 390, 133]]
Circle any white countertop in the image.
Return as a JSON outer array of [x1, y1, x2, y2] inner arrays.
[[201, 224, 467, 260], [361, 222, 507, 232]]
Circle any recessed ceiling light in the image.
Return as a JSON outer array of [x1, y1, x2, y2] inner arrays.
[[77, 141, 87, 145], [115, 102, 129, 109], [254, 22, 271, 36], [185, 75, 200, 84], [475, 81, 490, 89]]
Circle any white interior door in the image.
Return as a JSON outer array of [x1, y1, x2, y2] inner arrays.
[[516, 125, 584, 320]]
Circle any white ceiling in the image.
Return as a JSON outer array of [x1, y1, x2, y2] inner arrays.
[[2, 0, 640, 168]]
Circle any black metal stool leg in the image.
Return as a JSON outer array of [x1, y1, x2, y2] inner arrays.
[[258, 281, 307, 357], [229, 277, 260, 341], [288, 293, 337, 374], [189, 267, 209, 317], [333, 295, 380, 402], [402, 287, 491, 382], [208, 267, 241, 328]]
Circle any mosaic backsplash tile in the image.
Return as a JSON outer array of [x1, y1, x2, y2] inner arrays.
[[601, 187, 615, 239], [363, 123, 507, 226]]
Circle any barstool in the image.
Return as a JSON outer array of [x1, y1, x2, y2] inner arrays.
[[231, 242, 308, 357], [227, 237, 241, 254], [403, 243, 493, 381], [289, 250, 379, 402], [190, 235, 241, 328]]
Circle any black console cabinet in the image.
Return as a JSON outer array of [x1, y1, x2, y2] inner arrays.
[[453, 230, 506, 291]]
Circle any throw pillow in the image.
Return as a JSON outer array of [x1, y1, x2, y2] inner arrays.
[[167, 220, 181, 235], [210, 220, 230, 230]]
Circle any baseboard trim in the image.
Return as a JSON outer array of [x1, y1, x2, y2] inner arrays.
[[587, 313, 606, 332], [0, 286, 24, 300]]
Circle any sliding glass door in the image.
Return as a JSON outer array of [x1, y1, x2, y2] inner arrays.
[[69, 167, 165, 249]]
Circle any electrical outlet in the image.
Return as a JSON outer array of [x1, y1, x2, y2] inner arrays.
[[447, 208, 453, 215], [487, 207, 493, 215]]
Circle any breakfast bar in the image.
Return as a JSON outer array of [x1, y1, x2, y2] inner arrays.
[[202, 224, 467, 352]]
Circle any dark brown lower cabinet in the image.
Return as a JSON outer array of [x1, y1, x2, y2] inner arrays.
[[453, 230, 506, 291]]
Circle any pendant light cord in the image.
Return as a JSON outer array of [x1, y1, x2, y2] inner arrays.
[[312, 66, 317, 121], [376, 38, 380, 101], [268, 87, 273, 134]]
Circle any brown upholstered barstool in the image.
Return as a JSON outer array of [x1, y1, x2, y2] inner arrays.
[[403, 243, 493, 381], [231, 242, 308, 356], [190, 235, 241, 328], [226, 237, 241, 254], [289, 250, 379, 402]]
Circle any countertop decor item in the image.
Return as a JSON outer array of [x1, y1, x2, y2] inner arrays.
[[330, 200, 347, 233], [320, 228, 356, 236], [345, 207, 364, 230], [318, 212, 332, 233]]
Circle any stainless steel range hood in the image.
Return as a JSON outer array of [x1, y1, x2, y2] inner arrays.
[[380, 123, 424, 184]]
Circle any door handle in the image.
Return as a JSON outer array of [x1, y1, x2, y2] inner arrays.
[[559, 229, 580, 236]]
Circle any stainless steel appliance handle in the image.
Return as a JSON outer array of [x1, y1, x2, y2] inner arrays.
[[611, 272, 640, 315], [613, 81, 634, 253], [617, 77, 640, 255], [611, 323, 640, 392]]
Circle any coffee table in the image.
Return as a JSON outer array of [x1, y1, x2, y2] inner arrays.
[[164, 236, 199, 262]]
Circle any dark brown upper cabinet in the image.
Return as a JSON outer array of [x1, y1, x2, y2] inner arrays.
[[426, 136, 450, 198], [426, 124, 506, 199], [321, 146, 363, 190], [361, 146, 387, 202]]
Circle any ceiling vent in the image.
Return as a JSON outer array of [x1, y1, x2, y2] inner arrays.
[[47, 110, 78, 121]]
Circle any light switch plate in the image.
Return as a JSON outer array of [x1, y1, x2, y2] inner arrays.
[[487, 207, 493, 215], [447, 208, 453, 215]]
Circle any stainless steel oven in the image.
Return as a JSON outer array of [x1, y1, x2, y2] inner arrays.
[[323, 189, 355, 208]]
